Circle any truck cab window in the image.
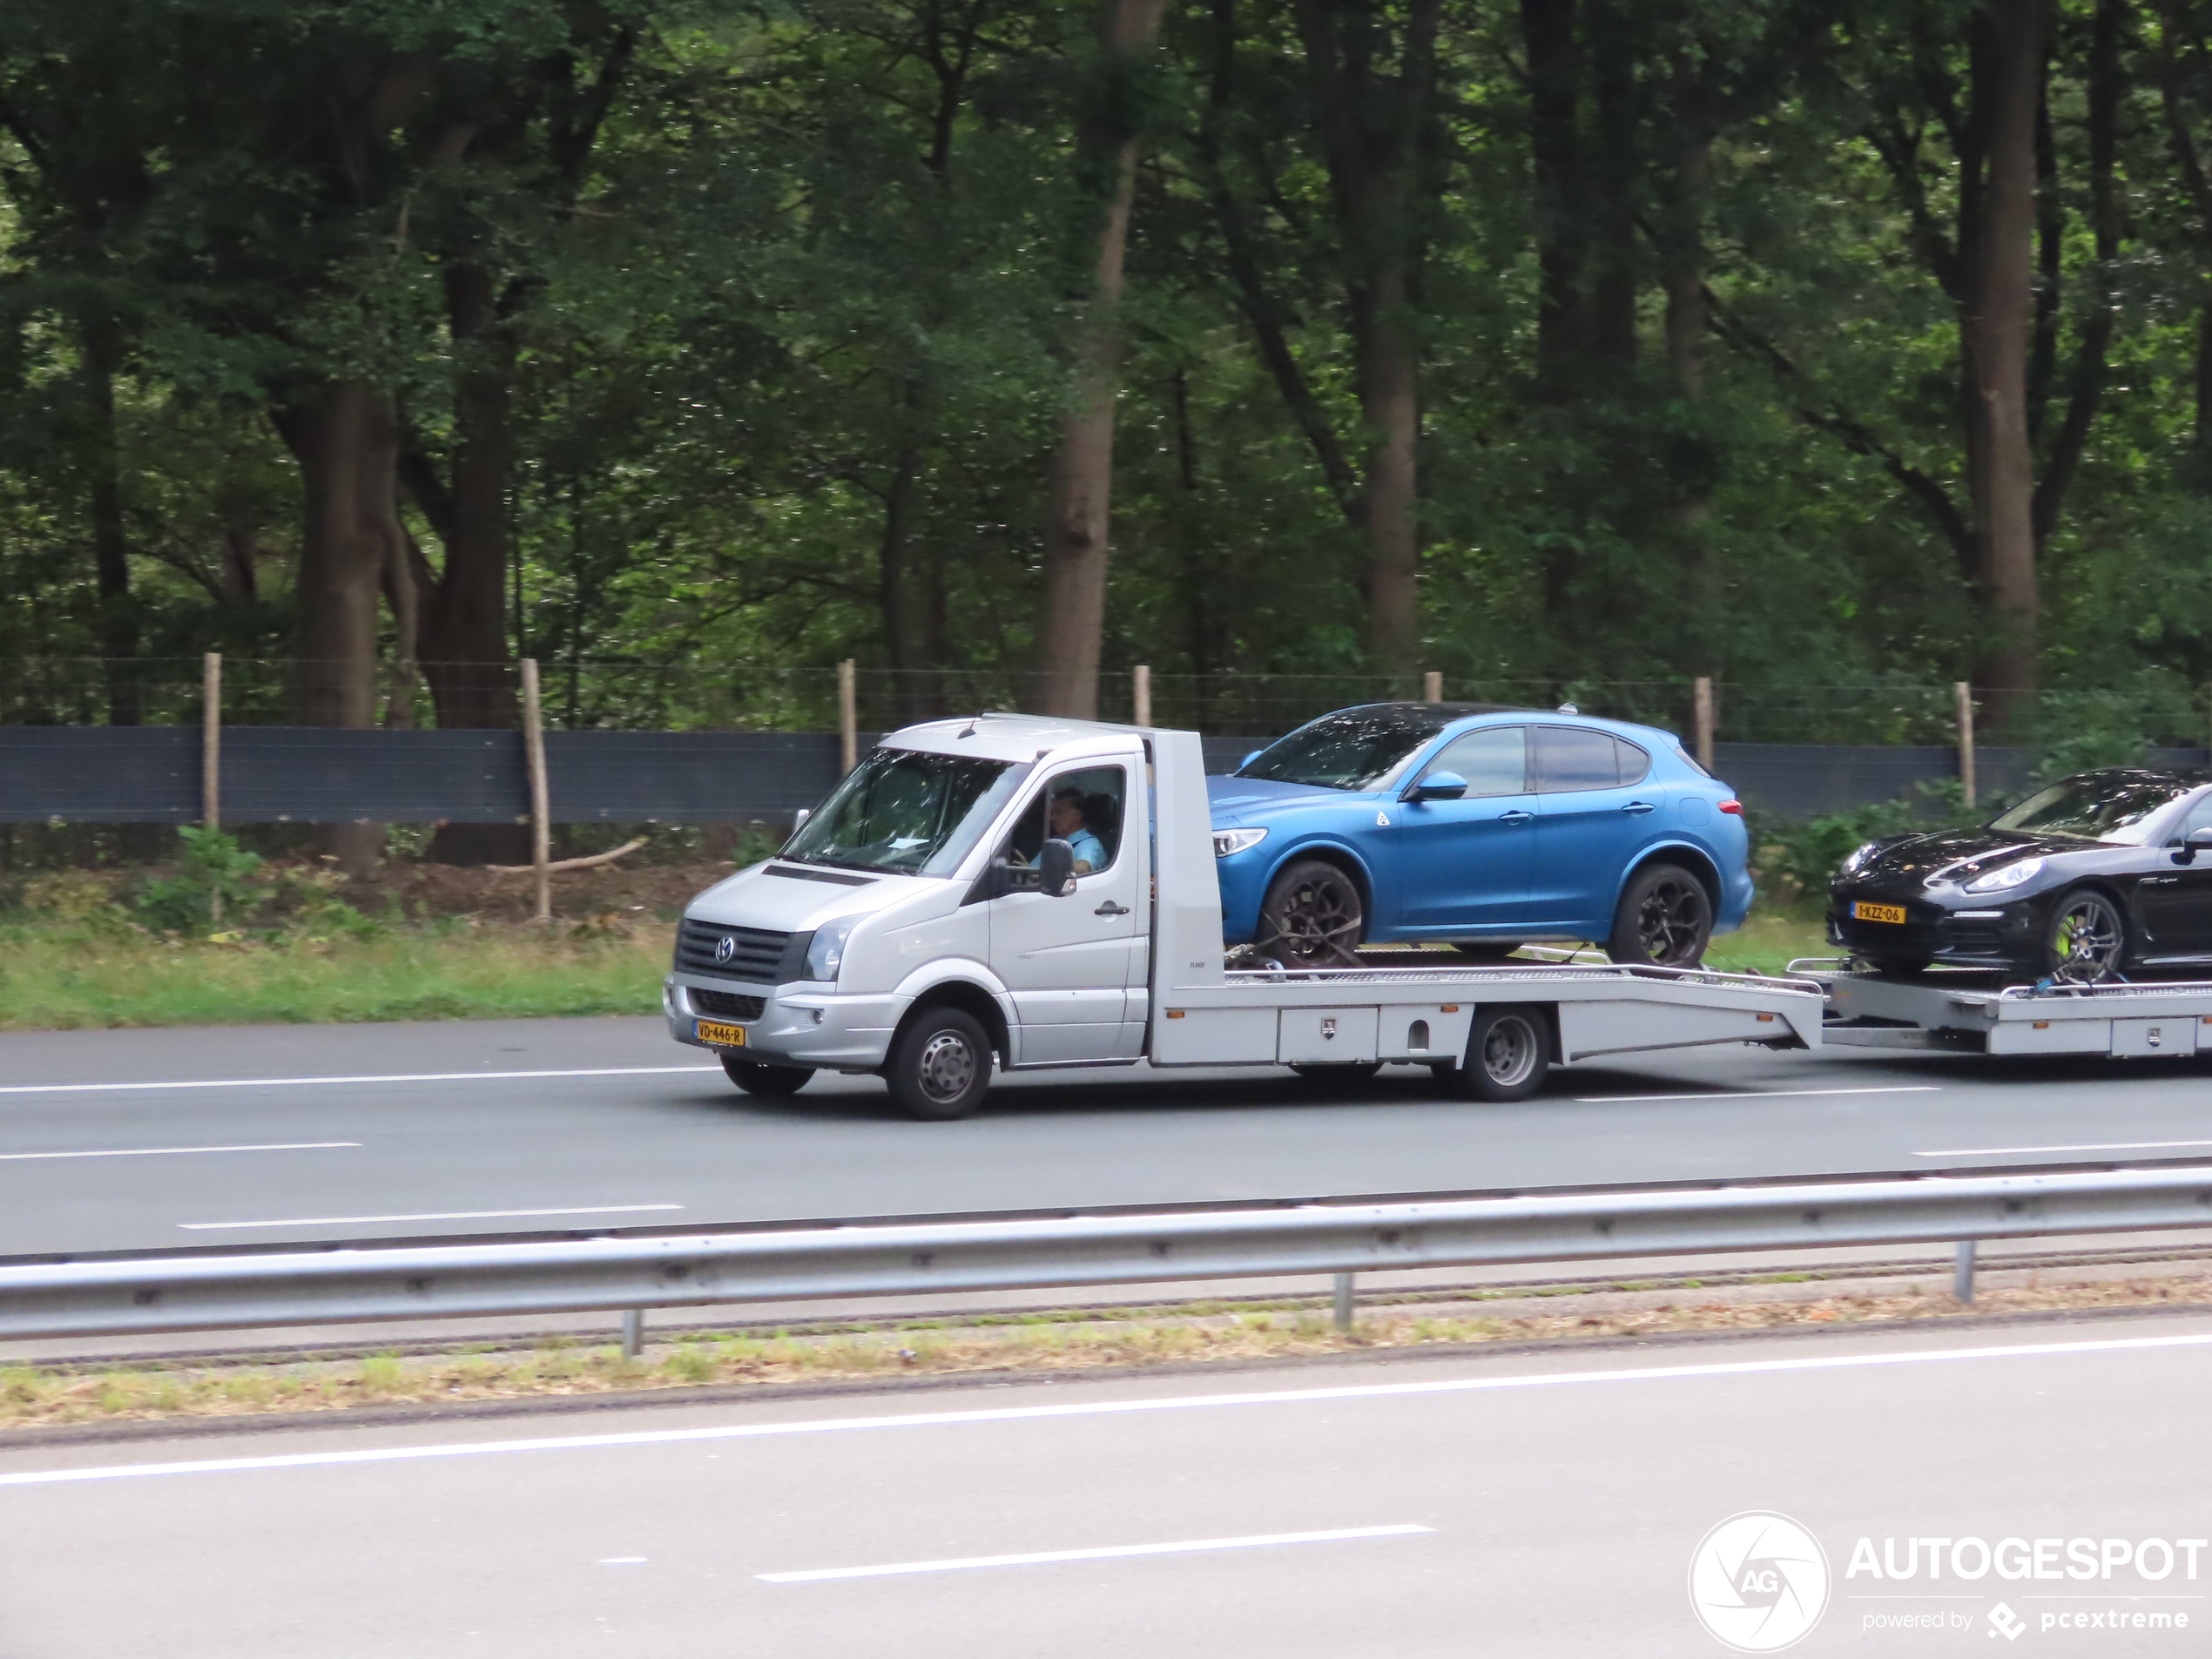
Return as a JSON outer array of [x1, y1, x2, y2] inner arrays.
[[1001, 765, 1126, 874]]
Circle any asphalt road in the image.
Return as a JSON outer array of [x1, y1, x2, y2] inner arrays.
[[4, 1015, 2212, 1258], [4, 1313, 2209, 1656]]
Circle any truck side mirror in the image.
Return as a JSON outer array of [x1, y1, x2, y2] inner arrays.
[[792, 807, 811, 833], [1038, 839, 1076, 897], [1412, 771, 1469, 801]]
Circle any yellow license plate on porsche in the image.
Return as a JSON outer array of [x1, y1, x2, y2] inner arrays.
[[694, 1019, 746, 1048], [1851, 901, 1908, 925]]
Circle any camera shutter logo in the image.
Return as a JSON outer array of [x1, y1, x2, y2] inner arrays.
[[712, 935, 737, 966], [1688, 1511, 1831, 1653]]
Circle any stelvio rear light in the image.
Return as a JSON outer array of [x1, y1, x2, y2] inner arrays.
[[1718, 799, 1743, 814]]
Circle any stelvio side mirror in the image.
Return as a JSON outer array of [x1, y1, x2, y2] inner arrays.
[[2179, 827, 2212, 864], [1038, 839, 1077, 897], [1413, 771, 1469, 802]]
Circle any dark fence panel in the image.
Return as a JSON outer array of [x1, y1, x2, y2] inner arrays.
[[10, 727, 2211, 828]]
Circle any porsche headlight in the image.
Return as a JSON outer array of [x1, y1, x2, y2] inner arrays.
[[1964, 857, 2043, 894], [803, 914, 861, 981], [1213, 827, 1268, 858], [1838, 841, 1879, 877]]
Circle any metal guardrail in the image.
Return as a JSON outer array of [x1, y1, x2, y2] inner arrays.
[[4, 1165, 2212, 1345]]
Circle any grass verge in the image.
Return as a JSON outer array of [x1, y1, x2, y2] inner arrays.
[[6, 1271, 2207, 1434], [0, 920, 672, 1030]]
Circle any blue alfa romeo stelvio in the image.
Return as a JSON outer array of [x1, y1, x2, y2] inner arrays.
[[1207, 702, 1755, 968]]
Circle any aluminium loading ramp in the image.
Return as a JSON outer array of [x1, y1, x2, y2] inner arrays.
[[1802, 959, 2212, 1058]]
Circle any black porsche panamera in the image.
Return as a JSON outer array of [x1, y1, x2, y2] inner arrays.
[[1826, 768, 2212, 981]]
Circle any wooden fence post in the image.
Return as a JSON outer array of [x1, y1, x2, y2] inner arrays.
[[1693, 677, 1715, 772], [838, 659, 858, 775], [521, 658, 551, 925], [201, 653, 221, 830], [1955, 680, 1977, 810], [1132, 664, 1151, 728], [1422, 671, 1442, 705]]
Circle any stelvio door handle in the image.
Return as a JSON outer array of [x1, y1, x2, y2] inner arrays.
[[1095, 900, 1131, 915], [1622, 800, 1656, 815], [1499, 809, 1534, 825]]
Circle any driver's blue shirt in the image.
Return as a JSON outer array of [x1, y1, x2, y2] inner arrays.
[[1063, 826, 1107, 871]]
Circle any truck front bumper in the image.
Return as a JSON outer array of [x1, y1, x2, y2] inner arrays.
[[664, 975, 901, 1070]]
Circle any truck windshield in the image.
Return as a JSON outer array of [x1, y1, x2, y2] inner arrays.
[[780, 748, 1027, 875], [1237, 705, 1460, 792]]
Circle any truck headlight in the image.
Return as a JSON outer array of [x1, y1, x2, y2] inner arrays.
[[1213, 828, 1268, 858], [1965, 857, 2043, 894], [803, 914, 860, 981]]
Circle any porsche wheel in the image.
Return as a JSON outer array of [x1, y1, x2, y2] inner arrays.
[[2042, 888, 2127, 984]]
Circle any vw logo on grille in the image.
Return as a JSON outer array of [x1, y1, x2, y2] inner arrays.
[[712, 934, 737, 965]]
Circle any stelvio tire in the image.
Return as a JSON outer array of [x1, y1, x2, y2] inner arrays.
[[719, 1055, 814, 1096], [885, 1006, 994, 1120], [1450, 1005, 1551, 1103], [1608, 863, 1713, 968]]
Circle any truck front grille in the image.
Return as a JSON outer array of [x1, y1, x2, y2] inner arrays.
[[675, 919, 793, 981], [691, 988, 766, 1021]]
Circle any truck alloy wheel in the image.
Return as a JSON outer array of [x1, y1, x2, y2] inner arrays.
[[886, 1007, 994, 1120], [1450, 1006, 1550, 1102]]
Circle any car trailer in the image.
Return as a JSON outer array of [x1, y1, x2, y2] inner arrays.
[[1797, 958, 2212, 1059]]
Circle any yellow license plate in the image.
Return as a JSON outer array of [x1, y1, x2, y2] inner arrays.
[[1851, 901, 1907, 925], [694, 1019, 746, 1048]]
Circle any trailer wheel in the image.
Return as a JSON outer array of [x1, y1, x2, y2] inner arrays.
[[884, 1006, 994, 1120], [1290, 1062, 1384, 1085], [719, 1056, 814, 1096], [1450, 1006, 1550, 1102]]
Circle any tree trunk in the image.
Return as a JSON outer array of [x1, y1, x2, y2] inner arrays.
[[1358, 257, 1422, 671], [880, 442, 925, 724], [1522, 0, 1584, 399], [1963, 0, 2045, 718], [286, 380, 404, 873], [79, 313, 138, 726], [1033, 0, 1172, 719], [1587, 0, 1638, 368]]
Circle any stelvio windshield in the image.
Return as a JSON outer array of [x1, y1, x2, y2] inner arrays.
[[1987, 776, 2191, 845], [780, 749, 1027, 875], [1238, 708, 1451, 792]]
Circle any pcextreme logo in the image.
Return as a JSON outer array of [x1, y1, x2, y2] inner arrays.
[[1689, 1510, 1832, 1653]]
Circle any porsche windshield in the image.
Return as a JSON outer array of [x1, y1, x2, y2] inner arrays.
[[779, 749, 1027, 875], [1987, 774, 2192, 844], [1238, 705, 1462, 792]]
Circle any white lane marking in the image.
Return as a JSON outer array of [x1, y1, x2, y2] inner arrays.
[[758, 1524, 1433, 1583], [6, 1328, 2210, 1489], [178, 1204, 684, 1231], [0, 1067, 720, 1098], [598, 1558, 649, 1566], [1573, 1085, 1943, 1103], [1919, 1138, 2212, 1158], [0, 1142, 361, 1163]]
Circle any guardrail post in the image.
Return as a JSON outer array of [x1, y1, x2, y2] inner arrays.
[[621, 1307, 644, 1359], [1332, 1271, 1356, 1334], [1953, 1238, 1977, 1305], [1133, 663, 1151, 727]]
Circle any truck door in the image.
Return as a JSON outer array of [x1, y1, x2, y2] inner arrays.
[[1396, 725, 1536, 932], [987, 759, 1144, 1063]]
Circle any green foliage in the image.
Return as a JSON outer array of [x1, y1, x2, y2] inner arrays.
[[131, 826, 265, 933], [1754, 780, 1990, 906]]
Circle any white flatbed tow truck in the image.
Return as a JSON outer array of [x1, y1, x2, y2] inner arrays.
[[664, 716, 1827, 1117]]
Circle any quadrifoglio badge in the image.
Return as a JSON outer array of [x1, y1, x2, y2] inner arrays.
[[1691, 1514, 2208, 1649]]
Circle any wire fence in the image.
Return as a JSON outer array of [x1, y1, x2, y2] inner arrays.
[[7, 658, 2211, 752]]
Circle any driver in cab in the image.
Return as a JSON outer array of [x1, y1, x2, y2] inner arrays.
[[1042, 786, 1105, 874]]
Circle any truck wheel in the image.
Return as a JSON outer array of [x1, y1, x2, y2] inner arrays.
[[1608, 864, 1712, 968], [1450, 1006, 1550, 1102], [1289, 1062, 1384, 1085], [1257, 860, 1365, 966], [885, 1007, 994, 1120], [719, 1055, 814, 1096]]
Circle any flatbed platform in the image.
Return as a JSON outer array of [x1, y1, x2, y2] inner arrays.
[[1799, 959, 2212, 1057]]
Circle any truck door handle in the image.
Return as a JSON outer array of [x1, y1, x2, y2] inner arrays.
[[1622, 800, 1656, 815], [1095, 900, 1131, 915], [1498, 810, 1534, 826]]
